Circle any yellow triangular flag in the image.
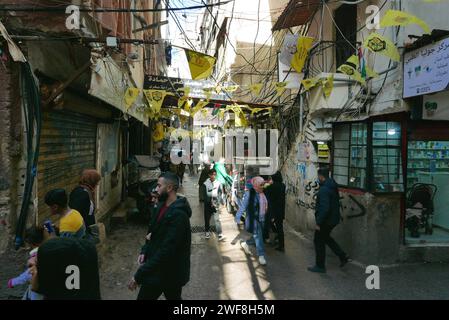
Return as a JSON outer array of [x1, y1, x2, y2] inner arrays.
[[178, 96, 187, 109], [218, 109, 226, 120], [380, 10, 430, 34], [249, 83, 263, 96], [152, 122, 164, 142], [201, 108, 209, 118], [183, 99, 193, 113], [250, 108, 265, 116], [291, 36, 314, 73], [224, 85, 239, 93], [191, 100, 208, 116], [364, 32, 401, 62], [337, 55, 365, 84], [143, 89, 168, 114], [215, 85, 222, 94], [235, 111, 248, 127], [301, 77, 321, 91], [275, 82, 288, 97], [185, 49, 216, 80], [124, 88, 140, 110], [322, 74, 334, 99], [178, 87, 190, 97]]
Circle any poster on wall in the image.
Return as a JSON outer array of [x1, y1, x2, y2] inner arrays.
[[423, 90, 449, 120], [297, 141, 318, 162], [404, 37, 449, 98]]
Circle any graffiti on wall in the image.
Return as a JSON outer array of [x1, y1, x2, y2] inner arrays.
[[340, 194, 367, 220]]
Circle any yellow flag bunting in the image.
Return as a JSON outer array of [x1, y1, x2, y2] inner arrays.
[[124, 88, 140, 110], [321, 75, 334, 99], [185, 49, 216, 80], [291, 36, 314, 74], [275, 82, 288, 97], [249, 83, 263, 97], [337, 55, 366, 84], [224, 85, 239, 93], [143, 89, 169, 114], [363, 33, 400, 62], [380, 10, 430, 34], [301, 77, 321, 91]]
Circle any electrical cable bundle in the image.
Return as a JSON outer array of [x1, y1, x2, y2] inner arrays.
[[15, 63, 42, 250]]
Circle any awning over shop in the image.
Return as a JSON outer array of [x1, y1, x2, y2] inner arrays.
[[272, 0, 320, 31]]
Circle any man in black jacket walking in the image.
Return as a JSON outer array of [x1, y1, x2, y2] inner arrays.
[[128, 172, 192, 300], [308, 168, 349, 273]]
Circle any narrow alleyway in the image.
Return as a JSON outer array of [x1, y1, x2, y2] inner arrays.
[[98, 173, 449, 300]]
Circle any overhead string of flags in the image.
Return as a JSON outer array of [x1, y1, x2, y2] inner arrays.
[[123, 9, 430, 124], [300, 9, 431, 97]]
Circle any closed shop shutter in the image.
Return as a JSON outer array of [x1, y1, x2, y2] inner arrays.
[[37, 110, 97, 223]]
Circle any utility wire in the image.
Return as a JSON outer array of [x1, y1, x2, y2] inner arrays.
[[0, 0, 235, 12]]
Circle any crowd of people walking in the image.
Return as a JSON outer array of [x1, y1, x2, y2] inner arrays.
[[7, 155, 349, 300]]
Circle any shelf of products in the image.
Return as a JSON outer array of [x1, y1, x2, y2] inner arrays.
[[407, 141, 449, 190]]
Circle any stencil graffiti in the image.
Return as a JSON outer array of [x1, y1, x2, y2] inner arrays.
[[340, 194, 367, 220]]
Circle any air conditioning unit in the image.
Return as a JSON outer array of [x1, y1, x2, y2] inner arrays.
[[308, 73, 360, 117]]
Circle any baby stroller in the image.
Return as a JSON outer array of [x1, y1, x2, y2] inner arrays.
[[406, 183, 437, 238]]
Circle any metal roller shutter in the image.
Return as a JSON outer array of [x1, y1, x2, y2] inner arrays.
[[37, 110, 97, 223]]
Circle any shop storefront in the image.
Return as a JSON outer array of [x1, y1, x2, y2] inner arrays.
[[405, 121, 449, 244]]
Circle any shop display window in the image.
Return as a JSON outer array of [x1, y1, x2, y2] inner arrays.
[[406, 140, 449, 244]]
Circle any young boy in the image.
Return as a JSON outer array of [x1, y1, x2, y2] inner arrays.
[[45, 189, 86, 239], [203, 169, 225, 241], [8, 226, 45, 300]]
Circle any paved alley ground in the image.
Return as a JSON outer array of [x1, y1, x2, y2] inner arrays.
[[1, 173, 449, 300], [97, 174, 449, 300]]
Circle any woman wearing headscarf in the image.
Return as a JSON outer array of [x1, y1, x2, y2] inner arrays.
[[69, 169, 101, 234], [263, 171, 286, 251], [235, 176, 268, 266]]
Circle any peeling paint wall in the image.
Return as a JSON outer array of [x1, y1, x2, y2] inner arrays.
[[0, 61, 23, 253], [96, 123, 123, 221]]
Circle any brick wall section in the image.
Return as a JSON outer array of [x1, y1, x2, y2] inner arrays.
[[0, 61, 22, 254]]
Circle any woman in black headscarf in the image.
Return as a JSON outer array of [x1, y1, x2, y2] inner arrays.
[[264, 171, 286, 251]]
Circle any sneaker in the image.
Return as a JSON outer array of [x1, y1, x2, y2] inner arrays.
[[218, 234, 226, 242], [205, 232, 211, 239], [258, 256, 267, 266], [307, 266, 326, 273], [240, 241, 251, 255]]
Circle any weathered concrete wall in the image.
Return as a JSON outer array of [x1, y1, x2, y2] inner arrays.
[[282, 136, 403, 265], [0, 61, 23, 253]]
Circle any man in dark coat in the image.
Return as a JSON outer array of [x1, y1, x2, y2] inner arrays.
[[308, 168, 349, 273], [128, 172, 192, 300], [264, 171, 286, 251]]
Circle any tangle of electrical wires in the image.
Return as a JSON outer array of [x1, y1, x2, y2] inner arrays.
[[15, 63, 42, 250]]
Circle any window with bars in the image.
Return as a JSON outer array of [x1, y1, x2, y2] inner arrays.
[[332, 121, 404, 192], [333, 123, 368, 189], [372, 122, 404, 192]]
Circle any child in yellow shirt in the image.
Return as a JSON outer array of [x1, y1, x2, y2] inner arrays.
[[45, 189, 86, 239]]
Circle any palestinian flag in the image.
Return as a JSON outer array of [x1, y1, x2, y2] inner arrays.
[[358, 47, 367, 80], [212, 103, 221, 116]]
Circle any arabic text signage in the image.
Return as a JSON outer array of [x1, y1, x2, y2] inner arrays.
[[144, 75, 228, 100], [404, 37, 449, 98]]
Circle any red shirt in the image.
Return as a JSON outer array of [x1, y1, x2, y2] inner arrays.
[[157, 204, 169, 223]]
